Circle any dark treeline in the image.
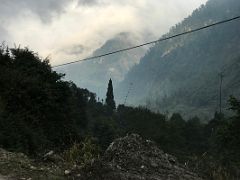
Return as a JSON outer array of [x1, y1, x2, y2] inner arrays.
[[0, 46, 89, 154], [0, 46, 240, 179]]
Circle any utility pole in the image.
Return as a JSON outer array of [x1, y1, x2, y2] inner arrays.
[[219, 72, 224, 114], [124, 82, 133, 105]]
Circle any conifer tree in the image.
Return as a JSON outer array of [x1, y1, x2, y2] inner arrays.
[[105, 78, 116, 110]]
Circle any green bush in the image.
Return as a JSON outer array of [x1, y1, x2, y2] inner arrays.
[[64, 137, 100, 166]]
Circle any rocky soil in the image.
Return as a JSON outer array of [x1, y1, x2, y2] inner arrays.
[[0, 148, 64, 180], [82, 134, 202, 180], [0, 134, 203, 180]]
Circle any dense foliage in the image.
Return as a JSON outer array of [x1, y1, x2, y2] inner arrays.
[[0, 46, 89, 154], [0, 45, 239, 178]]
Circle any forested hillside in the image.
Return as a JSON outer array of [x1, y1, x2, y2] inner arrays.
[[116, 0, 240, 119], [0, 45, 240, 179]]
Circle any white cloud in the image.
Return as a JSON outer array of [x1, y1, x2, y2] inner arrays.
[[0, 0, 208, 65]]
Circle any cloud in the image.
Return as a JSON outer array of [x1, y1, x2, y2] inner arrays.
[[61, 44, 88, 55], [0, 26, 8, 43], [0, 0, 70, 23], [0, 0, 208, 65], [78, 0, 99, 6]]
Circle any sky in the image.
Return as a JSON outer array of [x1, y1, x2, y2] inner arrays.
[[0, 0, 208, 66]]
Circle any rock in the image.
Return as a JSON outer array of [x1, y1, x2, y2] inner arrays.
[[43, 150, 63, 163], [64, 170, 71, 175], [82, 134, 203, 180], [0, 148, 30, 164], [44, 150, 54, 158], [43, 150, 54, 161], [30, 166, 37, 170]]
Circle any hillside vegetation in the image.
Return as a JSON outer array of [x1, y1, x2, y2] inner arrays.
[[0, 45, 240, 179], [116, 0, 240, 119]]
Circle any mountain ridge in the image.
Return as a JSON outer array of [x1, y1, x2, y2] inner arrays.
[[115, 0, 240, 120], [58, 32, 147, 100]]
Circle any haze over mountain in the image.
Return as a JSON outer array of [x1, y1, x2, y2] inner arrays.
[[115, 0, 240, 120], [57, 32, 147, 100], [0, 0, 207, 63]]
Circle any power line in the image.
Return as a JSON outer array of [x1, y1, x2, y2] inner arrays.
[[52, 15, 240, 68]]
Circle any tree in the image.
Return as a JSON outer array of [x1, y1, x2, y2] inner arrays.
[[228, 95, 240, 117], [209, 96, 240, 177], [105, 78, 116, 110], [0, 46, 88, 154]]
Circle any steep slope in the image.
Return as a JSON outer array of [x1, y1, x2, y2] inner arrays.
[[116, 0, 240, 120], [58, 33, 146, 100]]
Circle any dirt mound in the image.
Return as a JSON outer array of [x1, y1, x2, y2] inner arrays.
[[0, 134, 203, 180], [84, 134, 203, 180]]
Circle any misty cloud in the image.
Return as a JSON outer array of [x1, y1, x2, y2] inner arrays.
[[78, 0, 99, 6], [0, 26, 8, 43], [62, 44, 88, 55], [0, 0, 208, 65], [0, 0, 70, 23]]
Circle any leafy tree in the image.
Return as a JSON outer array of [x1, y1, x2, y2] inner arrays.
[[215, 96, 240, 162], [165, 113, 186, 156], [228, 95, 240, 117], [0, 46, 88, 154], [92, 117, 117, 151], [184, 117, 206, 154]]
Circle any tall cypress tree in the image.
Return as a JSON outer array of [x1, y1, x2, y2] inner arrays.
[[105, 78, 116, 110]]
